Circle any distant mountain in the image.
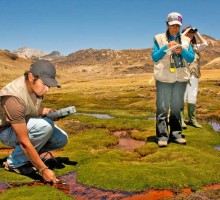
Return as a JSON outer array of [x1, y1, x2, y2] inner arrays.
[[11, 47, 64, 61], [40, 51, 64, 61], [12, 47, 48, 59], [2, 34, 220, 78]]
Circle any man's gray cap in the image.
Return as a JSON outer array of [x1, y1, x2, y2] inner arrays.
[[30, 60, 61, 88]]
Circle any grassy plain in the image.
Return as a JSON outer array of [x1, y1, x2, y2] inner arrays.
[[0, 69, 220, 198]]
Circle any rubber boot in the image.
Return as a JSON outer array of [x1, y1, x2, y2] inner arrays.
[[187, 103, 202, 128], [180, 109, 187, 129]]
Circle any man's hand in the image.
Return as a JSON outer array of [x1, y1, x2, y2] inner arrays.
[[11, 123, 59, 183], [39, 106, 57, 116], [41, 168, 59, 183]]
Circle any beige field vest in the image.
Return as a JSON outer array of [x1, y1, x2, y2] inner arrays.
[[0, 76, 42, 127], [188, 44, 201, 78], [153, 33, 191, 83]]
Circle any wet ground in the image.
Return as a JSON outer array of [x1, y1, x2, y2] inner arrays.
[[209, 121, 220, 151], [76, 113, 114, 119], [209, 121, 220, 132], [0, 129, 220, 199], [0, 171, 219, 200], [112, 130, 145, 151]]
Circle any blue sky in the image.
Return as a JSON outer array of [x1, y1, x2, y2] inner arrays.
[[0, 0, 219, 55]]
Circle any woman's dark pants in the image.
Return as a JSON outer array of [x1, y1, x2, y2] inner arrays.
[[156, 80, 187, 141]]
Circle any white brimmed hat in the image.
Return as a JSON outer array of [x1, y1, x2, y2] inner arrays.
[[167, 12, 182, 26]]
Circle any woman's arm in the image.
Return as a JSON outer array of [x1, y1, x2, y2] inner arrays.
[[181, 45, 195, 63], [151, 40, 167, 62], [195, 32, 208, 52]]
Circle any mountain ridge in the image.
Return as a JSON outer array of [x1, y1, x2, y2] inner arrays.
[[11, 47, 64, 61], [1, 34, 219, 79]]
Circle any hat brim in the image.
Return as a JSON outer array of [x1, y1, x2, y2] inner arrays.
[[168, 21, 182, 26], [41, 77, 61, 88]]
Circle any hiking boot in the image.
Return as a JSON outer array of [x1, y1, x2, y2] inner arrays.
[[187, 103, 202, 128], [172, 137, 187, 145], [187, 119, 202, 128], [169, 131, 187, 145], [181, 120, 187, 129], [3, 161, 37, 175], [180, 109, 187, 129], [158, 140, 168, 147]]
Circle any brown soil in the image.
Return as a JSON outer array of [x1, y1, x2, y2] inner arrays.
[[112, 130, 145, 151], [0, 181, 10, 193]]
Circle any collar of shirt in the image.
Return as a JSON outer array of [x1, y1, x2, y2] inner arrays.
[[170, 32, 180, 41]]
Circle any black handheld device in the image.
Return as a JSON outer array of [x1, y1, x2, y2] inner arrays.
[[46, 106, 76, 119]]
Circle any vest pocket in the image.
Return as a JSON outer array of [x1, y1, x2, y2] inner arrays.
[[177, 67, 190, 81]]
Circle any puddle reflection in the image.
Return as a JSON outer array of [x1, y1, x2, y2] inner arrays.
[[209, 121, 220, 151], [214, 146, 220, 151], [77, 113, 113, 119], [209, 121, 220, 132]]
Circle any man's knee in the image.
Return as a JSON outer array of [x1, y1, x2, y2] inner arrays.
[[59, 131, 68, 148], [31, 118, 55, 137], [43, 118, 55, 135]]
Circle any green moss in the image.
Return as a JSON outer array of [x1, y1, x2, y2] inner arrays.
[[1, 76, 220, 194], [0, 185, 75, 200]]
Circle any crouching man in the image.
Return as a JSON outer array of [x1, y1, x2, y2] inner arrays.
[[0, 60, 68, 183]]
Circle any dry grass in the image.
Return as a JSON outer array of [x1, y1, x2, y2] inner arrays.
[[200, 69, 220, 80]]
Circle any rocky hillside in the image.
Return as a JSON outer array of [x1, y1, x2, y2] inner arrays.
[[55, 35, 220, 76], [40, 51, 64, 61], [1, 35, 219, 79], [12, 47, 48, 59], [200, 35, 220, 66], [0, 50, 32, 86], [203, 57, 220, 69], [0, 50, 32, 70], [56, 48, 153, 75]]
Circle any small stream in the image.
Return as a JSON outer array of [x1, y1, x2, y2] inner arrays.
[[209, 121, 220, 132], [209, 121, 220, 151], [0, 181, 10, 193], [76, 113, 114, 119], [1, 173, 219, 199]]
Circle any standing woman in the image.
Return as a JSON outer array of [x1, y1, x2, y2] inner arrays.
[[152, 12, 195, 147], [181, 26, 208, 128]]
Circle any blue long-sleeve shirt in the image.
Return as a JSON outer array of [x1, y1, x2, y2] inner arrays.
[[152, 34, 195, 63]]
